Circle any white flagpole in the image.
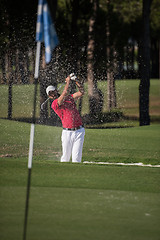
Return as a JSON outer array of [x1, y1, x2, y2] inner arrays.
[[29, 41, 41, 168], [34, 41, 41, 79], [28, 123, 35, 169], [24, 0, 59, 237], [23, 40, 41, 240]]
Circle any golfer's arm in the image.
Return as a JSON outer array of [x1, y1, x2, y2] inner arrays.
[[72, 82, 84, 100], [76, 81, 84, 94], [57, 81, 70, 106]]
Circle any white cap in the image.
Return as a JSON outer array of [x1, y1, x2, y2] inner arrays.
[[46, 85, 56, 95]]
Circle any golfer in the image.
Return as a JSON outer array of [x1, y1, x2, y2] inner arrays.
[[46, 75, 85, 163]]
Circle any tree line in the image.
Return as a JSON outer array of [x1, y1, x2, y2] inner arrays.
[[0, 0, 159, 125]]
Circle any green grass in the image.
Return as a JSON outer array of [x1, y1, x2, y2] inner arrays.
[[0, 119, 160, 240], [81, 79, 160, 119], [0, 160, 160, 240], [0, 119, 160, 164], [0, 80, 160, 127], [0, 84, 40, 118]]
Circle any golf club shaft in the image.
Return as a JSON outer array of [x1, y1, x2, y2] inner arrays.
[[41, 97, 50, 110]]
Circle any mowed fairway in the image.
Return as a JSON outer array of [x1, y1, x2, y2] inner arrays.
[[0, 119, 160, 240]]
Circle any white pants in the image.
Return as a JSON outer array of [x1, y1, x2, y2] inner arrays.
[[61, 127, 85, 163]]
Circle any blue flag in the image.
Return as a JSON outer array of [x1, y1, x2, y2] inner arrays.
[[36, 0, 59, 64]]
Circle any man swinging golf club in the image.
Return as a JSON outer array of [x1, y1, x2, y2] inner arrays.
[[46, 74, 85, 163]]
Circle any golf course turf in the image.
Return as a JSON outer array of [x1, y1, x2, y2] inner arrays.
[[0, 119, 160, 240]]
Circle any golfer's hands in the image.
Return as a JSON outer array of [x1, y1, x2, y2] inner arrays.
[[65, 75, 71, 84], [69, 73, 77, 81]]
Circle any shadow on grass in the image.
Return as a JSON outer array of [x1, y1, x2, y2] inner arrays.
[[82, 111, 135, 129]]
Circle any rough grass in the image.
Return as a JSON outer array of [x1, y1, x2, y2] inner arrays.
[[82, 79, 160, 119], [0, 80, 160, 124]]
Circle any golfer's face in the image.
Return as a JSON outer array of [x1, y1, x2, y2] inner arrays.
[[49, 90, 58, 99]]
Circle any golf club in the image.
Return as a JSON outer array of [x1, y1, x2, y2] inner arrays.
[[40, 97, 50, 110]]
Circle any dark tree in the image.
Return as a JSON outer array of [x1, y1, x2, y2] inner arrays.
[[87, 0, 103, 120], [69, 0, 80, 94], [139, 0, 152, 126], [106, 0, 116, 111]]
